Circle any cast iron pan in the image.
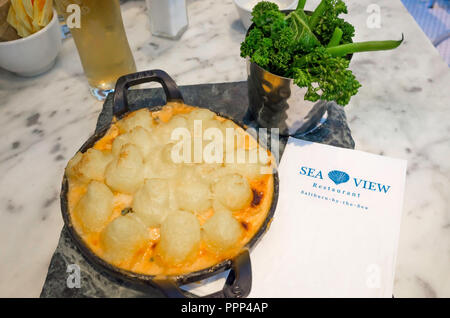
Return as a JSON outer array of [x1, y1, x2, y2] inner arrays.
[[60, 70, 279, 298]]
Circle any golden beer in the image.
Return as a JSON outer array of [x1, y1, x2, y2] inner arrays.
[[55, 0, 136, 99]]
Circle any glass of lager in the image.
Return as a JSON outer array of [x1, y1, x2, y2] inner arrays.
[[55, 0, 137, 100]]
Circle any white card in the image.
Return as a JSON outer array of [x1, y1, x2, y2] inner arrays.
[[249, 138, 407, 298]]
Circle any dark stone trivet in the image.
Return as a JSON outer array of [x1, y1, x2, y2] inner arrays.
[[40, 81, 354, 298]]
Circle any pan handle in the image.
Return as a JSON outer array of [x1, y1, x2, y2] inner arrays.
[[153, 249, 252, 298], [113, 69, 184, 117]]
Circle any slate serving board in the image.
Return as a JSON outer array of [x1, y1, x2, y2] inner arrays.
[[40, 81, 355, 298]]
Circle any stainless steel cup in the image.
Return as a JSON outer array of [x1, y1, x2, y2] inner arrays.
[[247, 59, 328, 136]]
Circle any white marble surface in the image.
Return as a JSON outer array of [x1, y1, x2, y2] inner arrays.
[[0, 0, 448, 297]]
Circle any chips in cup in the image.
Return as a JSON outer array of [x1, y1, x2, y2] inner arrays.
[[7, 0, 53, 38]]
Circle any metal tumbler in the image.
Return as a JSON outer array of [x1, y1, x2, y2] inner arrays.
[[247, 59, 328, 136]]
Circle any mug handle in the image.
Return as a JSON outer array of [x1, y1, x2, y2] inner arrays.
[[153, 249, 252, 298], [113, 69, 184, 117]]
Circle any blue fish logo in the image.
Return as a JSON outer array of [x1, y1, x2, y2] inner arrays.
[[328, 170, 349, 185]]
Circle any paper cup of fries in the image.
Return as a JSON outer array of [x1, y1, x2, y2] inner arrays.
[[0, 0, 61, 76]]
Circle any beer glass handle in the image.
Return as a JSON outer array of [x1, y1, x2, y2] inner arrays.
[[113, 69, 184, 117]]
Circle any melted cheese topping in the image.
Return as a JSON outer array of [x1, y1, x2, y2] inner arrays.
[[66, 103, 275, 277]]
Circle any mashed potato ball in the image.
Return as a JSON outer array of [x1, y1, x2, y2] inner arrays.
[[186, 108, 215, 125], [158, 210, 201, 264], [68, 149, 113, 183], [186, 108, 221, 139], [144, 144, 180, 179], [101, 214, 149, 264], [112, 127, 153, 158], [155, 114, 189, 144], [75, 181, 114, 233], [127, 126, 153, 158], [202, 205, 242, 252], [111, 134, 130, 156], [132, 179, 171, 227], [105, 144, 144, 194], [175, 172, 212, 213], [66, 152, 83, 180], [118, 108, 154, 133], [213, 174, 252, 211]]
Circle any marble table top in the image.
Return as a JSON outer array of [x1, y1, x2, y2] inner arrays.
[[0, 0, 448, 297]]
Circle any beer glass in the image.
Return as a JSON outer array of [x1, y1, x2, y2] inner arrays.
[[55, 0, 137, 99]]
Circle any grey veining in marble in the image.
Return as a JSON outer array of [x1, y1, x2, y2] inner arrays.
[[0, 0, 449, 297], [40, 81, 354, 297]]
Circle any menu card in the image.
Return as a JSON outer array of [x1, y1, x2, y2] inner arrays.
[[249, 138, 407, 297]]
